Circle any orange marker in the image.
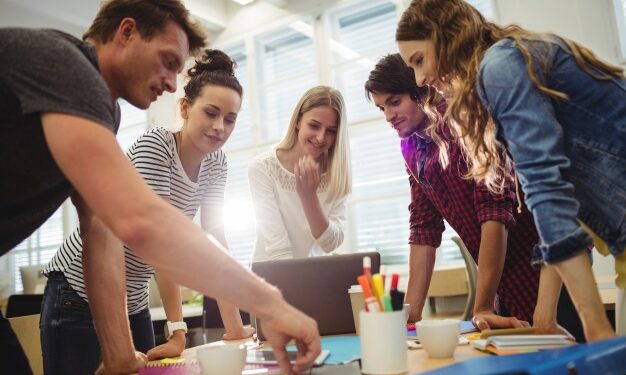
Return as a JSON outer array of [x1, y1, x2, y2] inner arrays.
[[358, 275, 379, 312]]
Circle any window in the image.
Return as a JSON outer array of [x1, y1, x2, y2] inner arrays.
[[255, 20, 317, 142], [9, 207, 64, 293], [222, 150, 258, 266], [613, 0, 626, 61], [466, 0, 496, 20], [328, 0, 398, 123], [117, 99, 148, 151], [213, 0, 468, 267], [223, 44, 254, 151]]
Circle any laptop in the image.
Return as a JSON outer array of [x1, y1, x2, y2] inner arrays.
[[251, 252, 380, 340]]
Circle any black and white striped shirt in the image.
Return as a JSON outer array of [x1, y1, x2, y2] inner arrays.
[[44, 127, 228, 314]]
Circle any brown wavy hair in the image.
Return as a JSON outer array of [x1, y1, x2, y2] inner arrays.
[[396, 0, 624, 193]]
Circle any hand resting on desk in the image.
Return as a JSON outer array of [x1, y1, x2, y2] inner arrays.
[[472, 310, 530, 331], [223, 325, 256, 341]]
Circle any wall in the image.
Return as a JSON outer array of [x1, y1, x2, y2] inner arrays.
[[496, 0, 622, 65]]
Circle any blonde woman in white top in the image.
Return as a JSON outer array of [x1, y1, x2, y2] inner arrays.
[[249, 86, 352, 260]]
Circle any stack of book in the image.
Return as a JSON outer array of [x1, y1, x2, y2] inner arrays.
[[470, 328, 574, 355]]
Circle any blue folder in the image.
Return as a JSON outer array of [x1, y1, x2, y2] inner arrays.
[[418, 336, 626, 375], [288, 336, 361, 365], [407, 320, 477, 339]]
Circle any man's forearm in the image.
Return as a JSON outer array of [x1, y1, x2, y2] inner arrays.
[[132, 219, 284, 320], [80, 208, 135, 367], [406, 244, 437, 320], [44, 117, 285, 322], [474, 221, 507, 313]]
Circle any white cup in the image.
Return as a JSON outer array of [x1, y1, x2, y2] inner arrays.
[[348, 285, 364, 334], [359, 309, 408, 374], [417, 319, 460, 358], [196, 344, 247, 375]]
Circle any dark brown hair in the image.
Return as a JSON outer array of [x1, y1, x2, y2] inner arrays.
[[184, 49, 243, 105], [84, 0, 206, 56], [364, 53, 428, 101]]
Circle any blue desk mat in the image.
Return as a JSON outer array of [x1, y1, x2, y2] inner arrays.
[[407, 320, 477, 338], [418, 336, 626, 375], [288, 336, 361, 365]]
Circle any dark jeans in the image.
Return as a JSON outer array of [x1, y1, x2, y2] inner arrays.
[[0, 310, 33, 375], [40, 272, 155, 375]]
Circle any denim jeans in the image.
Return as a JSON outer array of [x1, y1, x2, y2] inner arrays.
[[40, 272, 155, 375]]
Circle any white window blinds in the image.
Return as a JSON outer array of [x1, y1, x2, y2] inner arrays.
[[255, 21, 317, 142], [117, 99, 148, 151], [223, 44, 254, 151], [329, 0, 398, 123]]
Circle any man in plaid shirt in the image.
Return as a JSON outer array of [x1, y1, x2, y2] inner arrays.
[[365, 54, 583, 340]]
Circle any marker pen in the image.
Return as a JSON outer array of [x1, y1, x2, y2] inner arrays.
[[357, 275, 379, 312], [390, 273, 404, 311], [362, 256, 371, 277], [371, 273, 385, 311]]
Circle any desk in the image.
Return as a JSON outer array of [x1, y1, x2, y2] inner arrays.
[[172, 333, 487, 374], [595, 274, 617, 310]]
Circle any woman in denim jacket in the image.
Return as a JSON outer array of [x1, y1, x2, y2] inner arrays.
[[395, 0, 625, 342]]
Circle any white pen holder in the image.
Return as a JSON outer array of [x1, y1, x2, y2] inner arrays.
[[359, 308, 408, 374]]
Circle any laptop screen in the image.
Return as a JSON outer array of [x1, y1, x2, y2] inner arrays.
[[251, 252, 380, 340]]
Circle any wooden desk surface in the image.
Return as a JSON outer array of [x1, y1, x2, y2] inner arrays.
[[408, 337, 488, 373], [595, 274, 617, 310]]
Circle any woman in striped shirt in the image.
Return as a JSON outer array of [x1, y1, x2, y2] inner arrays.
[[40, 49, 253, 375]]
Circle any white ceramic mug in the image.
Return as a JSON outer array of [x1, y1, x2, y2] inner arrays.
[[359, 309, 408, 374], [417, 319, 460, 358], [196, 343, 247, 375]]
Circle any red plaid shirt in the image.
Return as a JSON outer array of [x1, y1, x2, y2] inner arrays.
[[402, 123, 540, 322]]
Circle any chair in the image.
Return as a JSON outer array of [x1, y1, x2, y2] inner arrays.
[[451, 236, 478, 321], [8, 313, 43, 375], [6, 294, 44, 318]]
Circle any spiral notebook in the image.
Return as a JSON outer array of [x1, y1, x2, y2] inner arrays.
[[139, 359, 200, 375]]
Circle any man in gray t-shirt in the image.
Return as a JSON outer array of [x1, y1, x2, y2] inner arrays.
[[0, 28, 121, 252], [0, 1, 323, 375]]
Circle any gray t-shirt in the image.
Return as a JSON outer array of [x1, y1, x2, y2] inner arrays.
[[0, 28, 121, 253]]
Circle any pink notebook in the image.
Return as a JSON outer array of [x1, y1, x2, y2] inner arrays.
[[138, 359, 281, 375], [139, 360, 201, 375]]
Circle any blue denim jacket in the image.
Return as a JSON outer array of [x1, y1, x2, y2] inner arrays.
[[476, 37, 626, 264]]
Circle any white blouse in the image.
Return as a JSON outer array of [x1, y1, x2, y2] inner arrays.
[[248, 149, 347, 261]]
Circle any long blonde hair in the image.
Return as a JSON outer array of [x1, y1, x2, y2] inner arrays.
[[277, 85, 352, 202], [396, 0, 624, 193]]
